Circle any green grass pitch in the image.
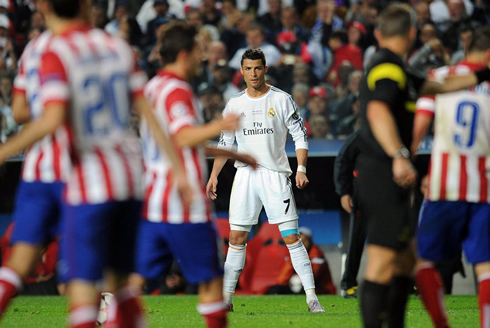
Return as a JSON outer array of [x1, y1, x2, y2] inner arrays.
[[2, 295, 479, 327]]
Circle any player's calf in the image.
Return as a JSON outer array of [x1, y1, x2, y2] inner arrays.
[[198, 277, 228, 328], [475, 263, 490, 328], [415, 261, 450, 328]]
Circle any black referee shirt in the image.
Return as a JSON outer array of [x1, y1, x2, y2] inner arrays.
[[358, 48, 426, 160]]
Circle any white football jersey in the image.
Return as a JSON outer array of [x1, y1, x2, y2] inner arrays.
[[218, 86, 308, 175]]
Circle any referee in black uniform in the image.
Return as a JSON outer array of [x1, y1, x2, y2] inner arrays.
[[356, 3, 490, 328]]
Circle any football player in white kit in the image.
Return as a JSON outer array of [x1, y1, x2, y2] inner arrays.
[[206, 48, 325, 313]]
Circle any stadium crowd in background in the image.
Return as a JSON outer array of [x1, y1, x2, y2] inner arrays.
[[0, 0, 487, 145]]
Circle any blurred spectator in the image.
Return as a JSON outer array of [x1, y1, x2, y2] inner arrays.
[[409, 25, 451, 73], [258, 0, 282, 38], [309, 114, 333, 139], [0, 73, 17, 142], [274, 227, 336, 295], [451, 25, 474, 64], [210, 60, 240, 101], [199, 0, 221, 27], [146, 0, 174, 46], [329, 70, 361, 136], [291, 83, 310, 120], [105, 0, 129, 36], [335, 96, 360, 139], [197, 40, 228, 86], [327, 26, 363, 86], [280, 7, 310, 43], [30, 11, 45, 31], [311, 0, 343, 45], [220, 0, 242, 32], [229, 23, 281, 70], [292, 62, 315, 87], [197, 85, 224, 124], [90, 4, 109, 29], [334, 60, 355, 97], [220, 12, 252, 59], [185, 7, 203, 28], [272, 31, 312, 92], [27, 27, 42, 42], [308, 86, 328, 118]]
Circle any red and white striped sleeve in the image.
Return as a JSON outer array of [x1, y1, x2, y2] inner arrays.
[[164, 87, 196, 136], [39, 50, 70, 107]]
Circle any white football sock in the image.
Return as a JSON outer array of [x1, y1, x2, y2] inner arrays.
[[223, 243, 246, 303], [287, 240, 317, 303]]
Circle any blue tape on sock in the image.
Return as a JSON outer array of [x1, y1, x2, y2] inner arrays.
[[280, 229, 299, 238]]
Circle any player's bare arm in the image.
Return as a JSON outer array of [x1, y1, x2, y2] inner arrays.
[[0, 102, 65, 164], [12, 93, 31, 125], [205, 147, 257, 170], [420, 67, 490, 95], [295, 149, 309, 189], [411, 113, 433, 156], [174, 114, 240, 148], [367, 100, 417, 188], [206, 148, 258, 200]]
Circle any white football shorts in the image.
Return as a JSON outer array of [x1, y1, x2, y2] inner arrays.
[[229, 167, 298, 225]]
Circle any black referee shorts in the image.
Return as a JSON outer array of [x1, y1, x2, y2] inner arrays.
[[356, 155, 417, 251]]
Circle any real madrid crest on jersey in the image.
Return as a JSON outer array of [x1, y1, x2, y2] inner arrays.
[[268, 107, 276, 118]]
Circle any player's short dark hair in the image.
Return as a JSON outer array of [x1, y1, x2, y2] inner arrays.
[[159, 22, 197, 66], [241, 48, 266, 67], [377, 3, 415, 38], [48, 0, 83, 19], [467, 26, 490, 53]]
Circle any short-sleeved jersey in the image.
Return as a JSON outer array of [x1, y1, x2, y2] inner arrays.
[[13, 31, 71, 183], [358, 48, 425, 160], [140, 71, 212, 224], [416, 62, 490, 203], [38, 26, 146, 205], [218, 86, 308, 175]]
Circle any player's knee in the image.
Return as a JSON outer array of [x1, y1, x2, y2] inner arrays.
[[475, 262, 490, 277], [229, 231, 248, 245], [283, 233, 300, 245]]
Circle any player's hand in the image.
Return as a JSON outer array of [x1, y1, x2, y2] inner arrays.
[[340, 194, 353, 214], [296, 172, 309, 189], [392, 157, 417, 188], [235, 154, 258, 169], [221, 114, 240, 131], [206, 175, 218, 200], [176, 175, 193, 207], [420, 175, 429, 197]]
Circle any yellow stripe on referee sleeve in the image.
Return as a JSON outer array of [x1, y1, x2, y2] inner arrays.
[[367, 63, 406, 91], [405, 101, 416, 112]]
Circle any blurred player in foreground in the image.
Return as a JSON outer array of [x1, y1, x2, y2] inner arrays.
[[0, 0, 193, 326], [131, 22, 257, 328], [207, 48, 325, 313], [412, 26, 490, 328], [356, 3, 490, 327], [0, 0, 66, 319]]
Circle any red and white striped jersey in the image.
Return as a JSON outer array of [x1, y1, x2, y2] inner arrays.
[[416, 62, 490, 202], [38, 26, 146, 205], [13, 31, 71, 183], [141, 71, 212, 223]]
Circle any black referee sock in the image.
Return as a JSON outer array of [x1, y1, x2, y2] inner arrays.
[[387, 276, 413, 328], [360, 280, 390, 328]]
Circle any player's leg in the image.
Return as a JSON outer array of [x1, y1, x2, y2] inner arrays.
[[388, 239, 416, 328], [62, 202, 116, 328], [361, 244, 396, 328], [224, 227, 250, 309], [165, 222, 227, 328], [341, 208, 367, 298], [0, 182, 62, 318], [278, 221, 324, 313], [225, 167, 261, 309], [464, 203, 490, 328], [105, 201, 146, 328], [416, 201, 467, 328], [475, 263, 490, 328]]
